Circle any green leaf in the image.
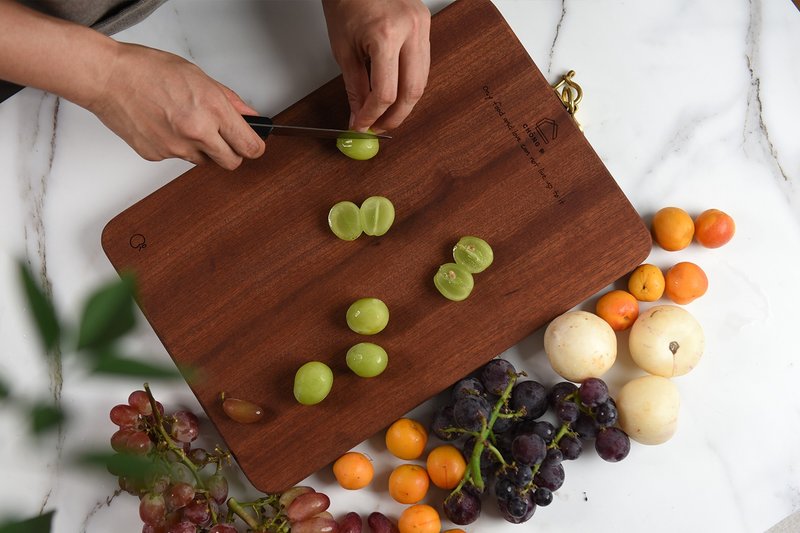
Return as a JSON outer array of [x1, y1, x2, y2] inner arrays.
[[0, 376, 9, 400], [76, 451, 157, 482], [91, 353, 178, 379], [30, 403, 66, 434], [18, 261, 60, 351], [0, 511, 54, 533], [76, 273, 136, 351]]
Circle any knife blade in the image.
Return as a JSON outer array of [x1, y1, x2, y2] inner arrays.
[[243, 115, 391, 140]]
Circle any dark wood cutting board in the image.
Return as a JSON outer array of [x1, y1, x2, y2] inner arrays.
[[102, 0, 651, 492]]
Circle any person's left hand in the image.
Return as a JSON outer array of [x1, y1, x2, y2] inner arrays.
[[321, 0, 431, 133]]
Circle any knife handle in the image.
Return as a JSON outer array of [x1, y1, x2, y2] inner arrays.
[[243, 115, 274, 138]]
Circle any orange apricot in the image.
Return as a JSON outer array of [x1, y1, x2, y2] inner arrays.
[[628, 264, 665, 302], [332, 452, 374, 490], [664, 262, 708, 304], [389, 464, 430, 504], [694, 209, 735, 248], [595, 290, 640, 331], [398, 504, 441, 533], [386, 418, 428, 460], [651, 207, 694, 251], [426, 445, 467, 489]]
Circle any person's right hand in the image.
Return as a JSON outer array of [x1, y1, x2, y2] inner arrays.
[[88, 43, 265, 170]]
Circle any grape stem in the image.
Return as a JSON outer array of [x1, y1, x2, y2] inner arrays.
[[459, 374, 518, 492], [143, 383, 218, 525], [226, 498, 260, 530], [524, 421, 574, 493]]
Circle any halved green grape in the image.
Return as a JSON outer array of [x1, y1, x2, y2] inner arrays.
[[359, 196, 395, 236], [453, 236, 494, 273], [346, 342, 389, 378], [293, 361, 334, 405], [336, 135, 379, 161], [434, 263, 474, 301], [328, 201, 363, 241], [346, 298, 389, 335]]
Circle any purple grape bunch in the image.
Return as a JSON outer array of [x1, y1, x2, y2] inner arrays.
[[431, 360, 631, 525]]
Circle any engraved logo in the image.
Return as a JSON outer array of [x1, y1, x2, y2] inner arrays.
[[534, 118, 558, 144], [129, 234, 146, 251]]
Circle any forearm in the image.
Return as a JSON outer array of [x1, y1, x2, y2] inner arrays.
[[0, 1, 118, 108]]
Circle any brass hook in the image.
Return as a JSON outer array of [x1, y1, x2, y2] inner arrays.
[[552, 70, 583, 132]]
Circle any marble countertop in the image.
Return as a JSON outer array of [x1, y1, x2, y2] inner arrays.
[[1, 1, 799, 532]]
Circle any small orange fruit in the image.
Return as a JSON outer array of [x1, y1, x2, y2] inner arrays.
[[332, 451, 374, 490], [595, 290, 639, 331], [398, 504, 441, 533], [651, 207, 694, 251], [664, 262, 708, 304], [386, 418, 428, 460], [444, 530, 467, 533], [426, 445, 467, 489], [694, 209, 735, 248], [628, 264, 666, 302], [389, 464, 430, 504]]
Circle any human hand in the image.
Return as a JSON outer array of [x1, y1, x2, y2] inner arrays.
[[321, 0, 431, 133], [88, 43, 265, 170]]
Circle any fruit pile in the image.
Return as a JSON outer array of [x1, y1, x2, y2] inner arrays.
[[429, 359, 630, 525]]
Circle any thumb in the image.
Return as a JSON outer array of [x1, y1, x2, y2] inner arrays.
[[220, 84, 259, 116]]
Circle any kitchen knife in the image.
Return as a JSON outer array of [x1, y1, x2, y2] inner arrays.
[[243, 115, 391, 140]]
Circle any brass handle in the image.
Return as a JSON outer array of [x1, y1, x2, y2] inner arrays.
[[552, 70, 583, 132]]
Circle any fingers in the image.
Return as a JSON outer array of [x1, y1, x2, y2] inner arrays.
[[200, 133, 244, 171], [370, 33, 430, 132], [338, 52, 372, 128], [350, 43, 399, 132], [220, 84, 259, 116]]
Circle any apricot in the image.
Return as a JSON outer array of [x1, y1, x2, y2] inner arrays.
[[386, 418, 428, 460], [651, 207, 694, 251], [332, 452, 373, 490], [595, 290, 640, 331], [628, 264, 665, 302], [388, 464, 429, 504], [398, 504, 441, 533], [664, 262, 708, 304], [694, 209, 735, 248]]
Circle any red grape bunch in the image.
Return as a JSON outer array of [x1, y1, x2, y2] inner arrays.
[[430, 359, 631, 525]]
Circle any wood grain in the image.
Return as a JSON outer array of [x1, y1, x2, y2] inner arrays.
[[102, 0, 651, 492]]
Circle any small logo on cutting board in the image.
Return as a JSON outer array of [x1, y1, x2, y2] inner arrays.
[[129, 234, 146, 251]]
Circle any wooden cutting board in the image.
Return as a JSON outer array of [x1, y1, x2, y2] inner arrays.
[[102, 0, 650, 492]]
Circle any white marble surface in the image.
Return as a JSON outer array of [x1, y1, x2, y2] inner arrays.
[[1, 1, 799, 532]]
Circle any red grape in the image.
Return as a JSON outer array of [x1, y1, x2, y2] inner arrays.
[[222, 397, 264, 424], [167, 521, 195, 533], [286, 492, 330, 523], [110, 404, 140, 427], [339, 512, 362, 533], [166, 483, 195, 511], [182, 497, 212, 526], [128, 390, 153, 415], [279, 486, 314, 508], [292, 516, 339, 533], [169, 411, 199, 443], [207, 474, 228, 504], [367, 513, 399, 533], [208, 525, 237, 533], [139, 493, 166, 526]]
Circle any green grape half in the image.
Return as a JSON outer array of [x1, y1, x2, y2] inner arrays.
[[346, 297, 389, 335], [328, 201, 363, 241], [336, 135, 379, 160], [434, 263, 475, 301], [346, 342, 389, 378], [293, 361, 334, 405], [453, 236, 494, 273], [359, 196, 395, 236]]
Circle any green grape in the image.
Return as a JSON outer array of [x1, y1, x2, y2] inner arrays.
[[434, 263, 474, 301], [453, 236, 494, 273], [359, 196, 395, 236], [346, 298, 389, 335], [336, 134, 379, 160], [293, 361, 334, 405], [328, 201, 363, 241], [346, 343, 389, 378]]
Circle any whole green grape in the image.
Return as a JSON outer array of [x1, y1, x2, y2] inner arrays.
[[328, 201, 363, 241], [434, 263, 474, 301], [346, 343, 389, 378], [336, 135, 379, 160], [346, 298, 389, 335], [359, 196, 395, 236], [293, 361, 334, 405], [453, 236, 494, 273]]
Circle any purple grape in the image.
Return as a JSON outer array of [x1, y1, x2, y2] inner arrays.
[[511, 380, 548, 419], [533, 487, 553, 507], [556, 401, 579, 424], [431, 405, 458, 441], [511, 433, 547, 466], [558, 434, 583, 460], [578, 377, 609, 407], [139, 493, 166, 526], [595, 427, 631, 462], [543, 447, 563, 466], [286, 492, 330, 523], [452, 377, 485, 401], [443, 488, 482, 525], [169, 411, 199, 443], [480, 359, 516, 395], [572, 412, 598, 439], [453, 395, 492, 432], [548, 381, 578, 408], [494, 477, 515, 501], [594, 400, 618, 427], [510, 464, 533, 487], [534, 462, 565, 491], [497, 492, 535, 524], [492, 412, 514, 434], [367, 512, 399, 533], [528, 420, 556, 444], [339, 512, 362, 533]]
